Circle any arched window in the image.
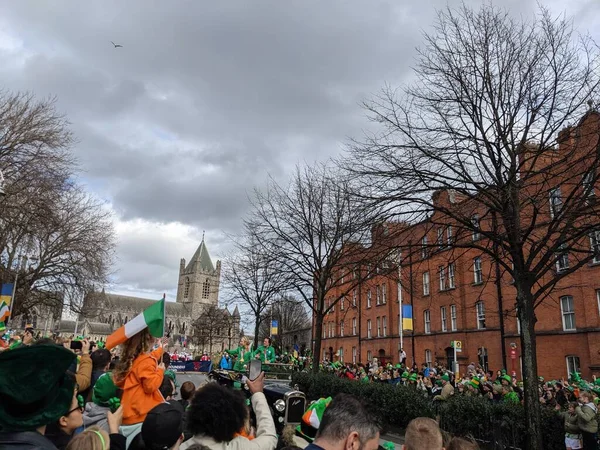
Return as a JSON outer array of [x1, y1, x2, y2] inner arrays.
[[184, 277, 190, 298], [202, 279, 210, 299]]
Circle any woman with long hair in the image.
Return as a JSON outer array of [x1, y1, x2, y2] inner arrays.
[[226, 336, 254, 372], [112, 329, 166, 446]]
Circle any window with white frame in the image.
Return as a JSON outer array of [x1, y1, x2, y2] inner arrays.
[[560, 296, 576, 331], [425, 349, 432, 367], [340, 321, 344, 337], [367, 289, 372, 308], [556, 244, 569, 272], [590, 230, 600, 263], [450, 304, 457, 331], [422, 236, 429, 259], [424, 309, 431, 334], [583, 171, 596, 203], [376, 317, 381, 337], [367, 319, 372, 338], [382, 283, 387, 303], [448, 263, 455, 288], [441, 306, 447, 332], [550, 187, 563, 218], [352, 317, 357, 335], [383, 316, 387, 336], [331, 321, 335, 337], [566, 355, 580, 377], [352, 346, 357, 364], [367, 350, 372, 361], [423, 271, 430, 296], [447, 225, 453, 245], [437, 228, 444, 250], [339, 347, 344, 363], [472, 215, 481, 241], [474, 257, 483, 284], [439, 266, 446, 291], [376, 285, 381, 305], [323, 325, 326, 339], [476, 301, 486, 329], [352, 289, 357, 306]]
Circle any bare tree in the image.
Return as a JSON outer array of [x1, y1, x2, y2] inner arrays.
[[249, 162, 385, 371], [191, 305, 231, 354], [222, 222, 289, 349], [344, 5, 600, 448], [259, 295, 311, 351], [0, 91, 115, 319]]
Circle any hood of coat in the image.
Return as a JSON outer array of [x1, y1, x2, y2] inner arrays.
[[83, 403, 110, 427]]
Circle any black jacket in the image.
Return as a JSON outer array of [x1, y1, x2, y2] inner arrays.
[[0, 431, 59, 450]]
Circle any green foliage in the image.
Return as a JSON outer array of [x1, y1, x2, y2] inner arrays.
[[292, 372, 564, 449]]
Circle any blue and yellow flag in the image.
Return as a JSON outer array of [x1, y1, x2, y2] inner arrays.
[[271, 320, 278, 336], [402, 305, 413, 331]]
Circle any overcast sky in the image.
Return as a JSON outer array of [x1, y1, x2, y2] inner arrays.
[[0, 0, 597, 304]]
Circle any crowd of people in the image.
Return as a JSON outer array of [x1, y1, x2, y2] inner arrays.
[[1, 323, 599, 450]]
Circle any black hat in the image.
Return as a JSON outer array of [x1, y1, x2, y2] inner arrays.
[[0, 344, 76, 431], [141, 402, 183, 450]]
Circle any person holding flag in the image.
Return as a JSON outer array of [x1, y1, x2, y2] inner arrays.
[[107, 296, 168, 447]]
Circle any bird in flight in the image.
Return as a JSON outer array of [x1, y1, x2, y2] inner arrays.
[[111, 41, 123, 48]]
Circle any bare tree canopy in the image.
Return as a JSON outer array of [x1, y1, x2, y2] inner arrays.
[[191, 304, 232, 354], [344, 5, 600, 449], [222, 222, 289, 348], [249, 162, 386, 370], [0, 90, 115, 318], [258, 295, 311, 351]]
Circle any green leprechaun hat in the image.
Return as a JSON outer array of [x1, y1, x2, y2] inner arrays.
[[408, 373, 418, 382], [501, 375, 512, 383], [470, 377, 481, 389], [296, 397, 332, 442], [0, 344, 76, 432], [569, 372, 582, 383], [401, 371, 409, 379], [441, 374, 450, 382], [92, 372, 119, 408]]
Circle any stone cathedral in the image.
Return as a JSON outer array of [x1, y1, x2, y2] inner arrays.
[[79, 238, 241, 353]]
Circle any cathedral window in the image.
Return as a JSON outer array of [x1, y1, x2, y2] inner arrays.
[[202, 279, 210, 299], [184, 277, 190, 298]]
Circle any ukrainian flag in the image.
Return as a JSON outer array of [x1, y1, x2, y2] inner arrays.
[[271, 320, 278, 336], [402, 305, 413, 331], [0, 284, 13, 323]]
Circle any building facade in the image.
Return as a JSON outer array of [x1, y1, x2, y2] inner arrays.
[[318, 113, 600, 380], [81, 238, 240, 354]]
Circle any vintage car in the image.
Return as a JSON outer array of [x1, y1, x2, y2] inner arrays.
[[208, 369, 306, 434]]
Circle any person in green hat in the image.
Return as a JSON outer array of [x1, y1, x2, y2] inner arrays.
[[225, 336, 254, 372], [0, 344, 78, 449], [293, 397, 332, 446], [433, 374, 455, 401], [83, 372, 120, 433]]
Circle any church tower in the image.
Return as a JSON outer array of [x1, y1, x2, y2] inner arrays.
[[176, 237, 221, 320]]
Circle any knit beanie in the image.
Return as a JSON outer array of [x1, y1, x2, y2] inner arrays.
[[441, 374, 450, 382], [502, 375, 512, 383], [92, 372, 120, 410], [296, 397, 332, 442], [470, 377, 480, 389]]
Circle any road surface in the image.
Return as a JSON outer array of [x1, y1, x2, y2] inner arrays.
[[174, 372, 404, 446]]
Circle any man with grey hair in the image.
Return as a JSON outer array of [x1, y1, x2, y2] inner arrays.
[[304, 393, 381, 450]]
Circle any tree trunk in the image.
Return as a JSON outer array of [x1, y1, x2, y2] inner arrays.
[[517, 284, 543, 450], [312, 312, 324, 373], [253, 317, 261, 350]]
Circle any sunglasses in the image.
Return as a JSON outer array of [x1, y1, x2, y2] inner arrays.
[[65, 395, 85, 416]]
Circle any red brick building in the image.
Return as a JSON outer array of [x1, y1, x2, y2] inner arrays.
[[316, 113, 600, 380]]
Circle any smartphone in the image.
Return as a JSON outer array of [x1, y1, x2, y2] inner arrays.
[[70, 340, 83, 350], [249, 359, 262, 381]]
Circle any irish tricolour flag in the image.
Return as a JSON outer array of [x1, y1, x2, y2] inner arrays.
[[106, 297, 165, 350]]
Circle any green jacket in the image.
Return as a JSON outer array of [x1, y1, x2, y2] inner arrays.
[[559, 411, 581, 435], [226, 346, 254, 372], [255, 345, 276, 363], [575, 403, 598, 433]]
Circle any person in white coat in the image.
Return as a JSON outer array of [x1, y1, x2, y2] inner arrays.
[[180, 372, 277, 450]]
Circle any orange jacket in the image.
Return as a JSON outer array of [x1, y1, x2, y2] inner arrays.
[[116, 347, 165, 425]]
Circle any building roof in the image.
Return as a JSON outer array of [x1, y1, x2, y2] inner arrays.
[[186, 238, 215, 272], [103, 293, 189, 316], [232, 305, 240, 317]]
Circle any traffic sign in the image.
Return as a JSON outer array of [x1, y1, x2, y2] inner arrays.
[[451, 340, 463, 352]]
